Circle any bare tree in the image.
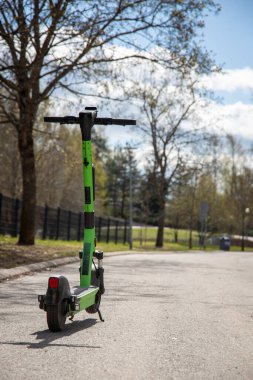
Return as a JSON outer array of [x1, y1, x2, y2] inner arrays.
[[0, 0, 219, 244], [125, 70, 203, 247]]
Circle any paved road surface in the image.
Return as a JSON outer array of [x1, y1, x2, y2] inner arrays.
[[0, 251, 253, 380]]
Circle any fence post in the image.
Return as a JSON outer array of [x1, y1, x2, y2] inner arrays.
[[123, 219, 127, 244], [13, 198, 20, 237], [56, 207, 60, 240], [77, 212, 82, 241], [106, 218, 110, 243], [67, 211, 71, 241], [115, 220, 119, 244], [42, 205, 48, 240], [0, 193, 3, 234], [139, 226, 142, 246]]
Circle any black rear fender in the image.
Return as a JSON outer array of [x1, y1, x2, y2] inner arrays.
[[44, 275, 71, 306]]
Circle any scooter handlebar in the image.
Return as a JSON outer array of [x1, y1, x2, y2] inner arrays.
[[44, 116, 79, 124], [44, 116, 136, 126], [96, 118, 136, 126]]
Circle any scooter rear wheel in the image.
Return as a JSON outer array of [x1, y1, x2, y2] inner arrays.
[[47, 301, 67, 332]]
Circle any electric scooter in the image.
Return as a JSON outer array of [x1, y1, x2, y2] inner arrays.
[[38, 107, 136, 332]]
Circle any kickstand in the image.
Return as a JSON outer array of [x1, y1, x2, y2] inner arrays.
[[97, 308, 104, 322], [69, 315, 74, 321]]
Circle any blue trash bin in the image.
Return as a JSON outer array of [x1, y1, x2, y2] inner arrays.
[[219, 236, 231, 251]]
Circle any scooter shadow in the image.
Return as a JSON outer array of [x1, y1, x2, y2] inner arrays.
[[0, 318, 101, 350], [28, 318, 100, 349]]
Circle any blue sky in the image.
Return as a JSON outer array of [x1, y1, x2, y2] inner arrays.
[[203, 0, 253, 106], [204, 0, 253, 70], [195, 0, 253, 144]]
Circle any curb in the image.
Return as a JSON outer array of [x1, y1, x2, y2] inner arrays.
[[0, 250, 137, 282]]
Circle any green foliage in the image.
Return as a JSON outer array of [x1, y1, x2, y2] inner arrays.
[[104, 146, 141, 219], [136, 169, 160, 225], [34, 121, 108, 213]]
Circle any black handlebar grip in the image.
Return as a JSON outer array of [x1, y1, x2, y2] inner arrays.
[[44, 117, 65, 123], [111, 119, 136, 126], [44, 116, 79, 124], [94, 118, 112, 125], [95, 118, 136, 126]]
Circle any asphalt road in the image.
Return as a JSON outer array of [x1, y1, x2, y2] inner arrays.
[[0, 251, 253, 380]]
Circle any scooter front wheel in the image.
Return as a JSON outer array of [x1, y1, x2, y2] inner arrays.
[[47, 301, 68, 332]]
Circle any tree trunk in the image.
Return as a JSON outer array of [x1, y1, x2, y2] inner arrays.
[[174, 230, 178, 243], [241, 220, 245, 252], [189, 229, 193, 249], [18, 122, 36, 245], [189, 185, 196, 249], [120, 183, 126, 219], [156, 200, 165, 248]]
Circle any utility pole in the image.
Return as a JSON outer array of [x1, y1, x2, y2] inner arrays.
[[242, 207, 250, 251], [128, 148, 133, 250], [125, 145, 135, 250]]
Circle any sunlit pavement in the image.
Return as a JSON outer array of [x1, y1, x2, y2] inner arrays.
[[0, 251, 253, 379]]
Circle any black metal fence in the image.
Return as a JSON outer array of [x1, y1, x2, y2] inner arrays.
[[0, 193, 129, 244]]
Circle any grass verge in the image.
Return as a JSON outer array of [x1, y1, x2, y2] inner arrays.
[[0, 234, 251, 269], [0, 235, 130, 269]]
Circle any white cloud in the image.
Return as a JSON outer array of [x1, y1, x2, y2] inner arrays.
[[197, 67, 253, 144], [200, 100, 253, 141], [45, 46, 253, 148], [201, 67, 253, 92], [219, 102, 253, 139]]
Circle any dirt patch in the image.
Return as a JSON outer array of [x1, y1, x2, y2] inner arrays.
[[0, 243, 78, 269]]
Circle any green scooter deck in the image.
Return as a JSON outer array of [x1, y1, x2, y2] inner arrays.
[[71, 286, 99, 311]]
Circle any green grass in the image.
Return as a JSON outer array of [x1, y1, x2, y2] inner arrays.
[[0, 235, 131, 269], [39, 239, 130, 253], [132, 226, 198, 242], [132, 227, 199, 251], [1, 231, 252, 253], [0, 235, 130, 252], [133, 227, 253, 252], [1, 232, 251, 270]]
